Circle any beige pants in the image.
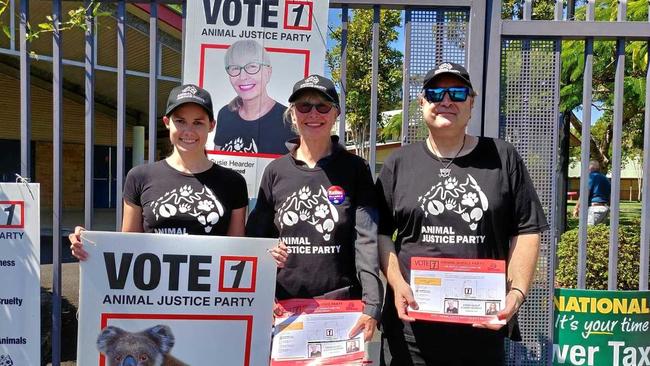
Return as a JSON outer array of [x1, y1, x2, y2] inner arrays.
[[588, 205, 609, 225]]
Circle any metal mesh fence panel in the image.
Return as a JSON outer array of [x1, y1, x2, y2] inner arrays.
[[500, 39, 559, 365], [405, 9, 469, 144]]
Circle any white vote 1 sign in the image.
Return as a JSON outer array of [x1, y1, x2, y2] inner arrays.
[[77, 231, 277, 366], [184, 0, 330, 206], [0, 183, 40, 366]]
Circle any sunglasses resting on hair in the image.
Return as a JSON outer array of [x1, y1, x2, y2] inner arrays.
[[424, 87, 471, 103], [295, 102, 334, 114]]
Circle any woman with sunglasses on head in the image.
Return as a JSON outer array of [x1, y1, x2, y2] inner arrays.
[[246, 75, 384, 343], [69, 84, 248, 260], [213, 39, 296, 155], [377, 63, 548, 365]]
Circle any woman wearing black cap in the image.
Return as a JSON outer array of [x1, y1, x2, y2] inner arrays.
[[377, 63, 548, 365], [246, 75, 384, 342], [69, 84, 248, 260]]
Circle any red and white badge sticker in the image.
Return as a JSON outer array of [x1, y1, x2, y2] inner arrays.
[[327, 186, 346, 205]]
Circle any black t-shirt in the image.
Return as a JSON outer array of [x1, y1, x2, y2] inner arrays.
[[213, 102, 296, 155], [377, 137, 548, 281], [123, 160, 248, 235], [246, 140, 378, 301]]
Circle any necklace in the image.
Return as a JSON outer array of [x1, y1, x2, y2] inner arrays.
[[427, 135, 466, 178]]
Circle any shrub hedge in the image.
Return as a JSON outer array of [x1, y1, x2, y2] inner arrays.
[[555, 221, 647, 290]]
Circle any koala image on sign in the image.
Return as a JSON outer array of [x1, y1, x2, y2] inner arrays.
[[97, 324, 188, 366]]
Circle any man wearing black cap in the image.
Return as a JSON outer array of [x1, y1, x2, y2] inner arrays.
[[376, 62, 548, 365]]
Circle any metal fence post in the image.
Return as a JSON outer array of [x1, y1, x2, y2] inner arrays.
[[51, 0, 63, 364], [149, 1, 158, 164], [338, 5, 348, 141], [85, 0, 95, 229], [607, 0, 627, 290], [577, 0, 596, 289], [369, 5, 380, 175], [400, 9, 411, 145], [116, 0, 126, 230], [20, 0, 30, 178]]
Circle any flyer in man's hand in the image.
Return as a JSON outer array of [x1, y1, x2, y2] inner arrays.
[[270, 299, 366, 365], [408, 257, 507, 325]]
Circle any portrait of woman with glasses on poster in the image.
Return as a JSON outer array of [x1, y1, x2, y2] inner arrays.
[[213, 39, 296, 155]]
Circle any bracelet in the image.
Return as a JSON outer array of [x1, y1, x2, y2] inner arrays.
[[510, 287, 527, 305]]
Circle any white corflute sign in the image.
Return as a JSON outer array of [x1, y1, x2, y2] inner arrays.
[[184, 0, 329, 138], [0, 183, 40, 366], [184, 0, 330, 204], [77, 231, 277, 366]]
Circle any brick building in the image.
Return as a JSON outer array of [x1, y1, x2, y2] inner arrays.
[[0, 2, 183, 232]]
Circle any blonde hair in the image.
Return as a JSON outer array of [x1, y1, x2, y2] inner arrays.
[[283, 90, 339, 134], [225, 40, 272, 112]]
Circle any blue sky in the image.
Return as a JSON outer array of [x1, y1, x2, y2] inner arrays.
[[324, 9, 405, 76]]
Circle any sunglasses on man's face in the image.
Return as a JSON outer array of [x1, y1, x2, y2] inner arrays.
[[295, 102, 335, 114], [423, 87, 471, 103]]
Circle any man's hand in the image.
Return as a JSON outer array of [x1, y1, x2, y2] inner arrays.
[[473, 290, 524, 330], [348, 314, 377, 342], [393, 281, 418, 322]]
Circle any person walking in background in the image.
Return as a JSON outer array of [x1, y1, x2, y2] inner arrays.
[[572, 160, 611, 225]]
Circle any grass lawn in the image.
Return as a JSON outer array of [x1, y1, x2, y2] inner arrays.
[[566, 200, 642, 230]]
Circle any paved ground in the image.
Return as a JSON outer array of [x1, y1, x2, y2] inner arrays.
[[41, 263, 80, 307], [41, 263, 79, 365]]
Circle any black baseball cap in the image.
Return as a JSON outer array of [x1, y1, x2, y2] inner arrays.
[[422, 62, 473, 90], [288, 74, 340, 106], [165, 84, 214, 121]]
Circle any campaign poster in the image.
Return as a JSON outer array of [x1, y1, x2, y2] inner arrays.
[[408, 257, 506, 325], [77, 231, 277, 366], [271, 299, 366, 365], [183, 0, 330, 203], [553, 288, 650, 366], [0, 183, 40, 366]]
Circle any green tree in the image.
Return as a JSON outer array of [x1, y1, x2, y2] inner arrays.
[[327, 9, 402, 158], [0, 0, 109, 42], [502, 0, 557, 20], [501, 0, 647, 173], [560, 0, 647, 170], [380, 112, 402, 142]]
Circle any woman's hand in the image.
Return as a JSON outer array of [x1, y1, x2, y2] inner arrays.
[[348, 314, 377, 342], [68, 226, 87, 261], [393, 280, 418, 322], [273, 300, 284, 317], [269, 241, 288, 268]]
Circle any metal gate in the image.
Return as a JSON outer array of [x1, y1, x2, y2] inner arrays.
[[5, 0, 650, 365]]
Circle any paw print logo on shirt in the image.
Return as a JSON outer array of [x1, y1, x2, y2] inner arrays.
[[223, 137, 258, 153], [278, 185, 339, 241], [150, 185, 225, 233], [418, 173, 489, 231]]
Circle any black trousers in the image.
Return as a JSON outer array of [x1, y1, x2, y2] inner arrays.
[[381, 289, 506, 366]]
